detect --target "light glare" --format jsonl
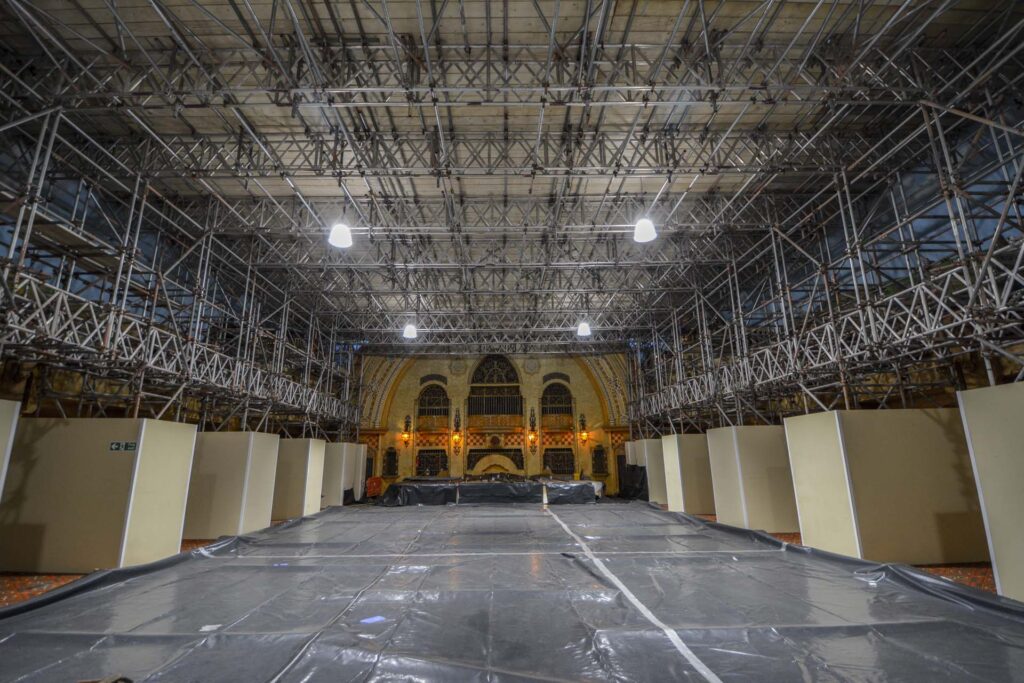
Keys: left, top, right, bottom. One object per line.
{"left": 633, "top": 217, "right": 657, "bottom": 243}
{"left": 328, "top": 223, "right": 353, "bottom": 248}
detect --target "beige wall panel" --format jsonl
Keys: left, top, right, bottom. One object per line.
{"left": 0, "top": 399, "right": 20, "bottom": 498}
{"left": 353, "top": 443, "right": 368, "bottom": 500}
{"left": 624, "top": 441, "right": 637, "bottom": 465}
{"left": 121, "top": 420, "right": 196, "bottom": 567}
{"left": 184, "top": 432, "right": 249, "bottom": 539}
{"left": 661, "top": 434, "right": 715, "bottom": 514}
{"left": 184, "top": 432, "right": 278, "bottom": 538}
{"left": 273, "top": 439, "right": 326, "bottom": 519}
{"left": 640, "top": 438, "right": 666, "bottom": 504}
{"left": 734, "top": 426, "right": 799, "bottom": 533}
{"left": 341, "top": 442, "right": 359, "bottom": 493}
{"left": 0, "top": 418, "right": 141, "bottom": 572}
{"left": 841, "top": 409, "right": 987, "bottom": 565}
{"left": 322, "top": 442, "right": 346, "bottom": 507}
{"left": 784, "top": 412, "right": 860, "bottom": 557}
{"left": 958, "top": 382, "right": 1024, "bottom": 600}
{"left": 707, "top": 428, "right": 745, "bottom": 527}
{"left": 661, "top": 435, "right": 686, "bottom": 512}
{"left": 241, "top": 433, "right": 280, "bottom": 534}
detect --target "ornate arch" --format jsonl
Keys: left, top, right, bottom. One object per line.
{"left": 471, "top": 355, "right": 519, "bottom": 384}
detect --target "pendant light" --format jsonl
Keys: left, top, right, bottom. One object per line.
{"left": 633, "top": 217, "right": 657, "bottom": 243}
{"left": 328, "top": 222, "right": 353, "bottom": 248}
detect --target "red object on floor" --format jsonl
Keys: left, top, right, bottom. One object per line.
{"left": 365, "top": 476, "right": 383, "bottom": 498}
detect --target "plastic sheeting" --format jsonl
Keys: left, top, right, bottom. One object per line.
{"left": 2, "top": 502, "right": 1024, "bottom": 681}
{"left": 379, "top": 479, "right": 599, "bottom": 506}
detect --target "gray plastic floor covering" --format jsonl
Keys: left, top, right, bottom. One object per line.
{"left": 2, "top": 501, "right": 1024, "bottom": 681}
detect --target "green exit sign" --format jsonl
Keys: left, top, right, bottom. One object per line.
{"left": 109, "top": 441, "right": 138, "bottom": 452}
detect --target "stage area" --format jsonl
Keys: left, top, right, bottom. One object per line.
{"left": 2, "top": 502, "right": 1023, "bottom": 681}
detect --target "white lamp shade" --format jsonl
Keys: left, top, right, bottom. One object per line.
{"left": 328, "top": 223, "right": 353, "bottom": 248}
{"left": 576, "top": 321, "right": 592, "bottom": 337}
{"left": 402, "top": 323, "right": 418, "bottom": 339}
{"left": 633, "top": 218, "right": 657, "bottom": 243}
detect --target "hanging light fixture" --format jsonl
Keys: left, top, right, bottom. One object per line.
{"left": 328, "top": 222, "right": 353, "bottom": 248}
{"left": 402, "top": 323, "right": 418, "bottom": 339}
{"left": 576, "top": 321, "right": 592, "bottom": 337}
{"left": 633, "top": 217, "right": 657, "bottom": 243}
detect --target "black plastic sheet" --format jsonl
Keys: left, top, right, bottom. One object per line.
{"left": 2, "top": 502, "right": 1024, "bottom": 681}
{"left": 379, "top": 479, "right": 598, "bottom": 506}
{"left": 542, "top": 479, "right": 598, "bottom": 504}
{"left": 617, "top": 463, "right": 649, "bottom": 500}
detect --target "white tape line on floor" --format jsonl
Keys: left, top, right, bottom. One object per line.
{"left": 545, "top": 507, "right": 723, "bottom": 683}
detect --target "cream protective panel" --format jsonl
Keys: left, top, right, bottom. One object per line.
{"left": 707, "top": 428, "right": 745, "bottom": 527}
{"left": 841, "top": 409, "right": 987, "bottom": 565}
{"left": 640, "top": 439, "right": 666, "bottom": 504}
{"left": 734, "top": 426, "right": 800, "bottom": 533}
{"left": 958, "top": 382, "right": 1024, "bottom": 600}
{"left": 624, "top": 441, "right": 637, "bottom": 465}
{"left": 274, "top": 439, "right": 326, "bottom": 519}
{"left": 121, "top": 420, "right": 197, "bottom": 567}
{"left": 241, "top": 433, "right": 280, "bottom": 534}
{"left": 661, "top": 434, "right": 714, "bottom": 514}
{"left": 341, "top": 442, "right": 359, "bottom": 492}
{"left": 0, "top": 399, "right": 20, "bottom": 497}
{"left": 353, "top": 443, "right": 368, "bottom": 501}
{"left": 322, "top": 442, "right": 346, "bottom": 506}
{"left": 678, "top": 434, "right": 715, "bottom": 515}
{"left": 303, "top": 439, "right": 326, "bottom": 514}
{"left": 661, "top": 435, "right": 687, "bottom": 512}
{"left": 784, "top": 412, "right": 860, "bottom": 557}
{"left": 0, "top": 418, "right": 141, "bottom": 572}
{"left": 183, "top": 432, "right": 250, "bottom": 539}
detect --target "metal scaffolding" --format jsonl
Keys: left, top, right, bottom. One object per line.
{"left": 0, "top": 1, "right": 1021, "bottom": 428}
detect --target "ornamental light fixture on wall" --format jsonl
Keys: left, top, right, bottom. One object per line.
{"left": 578, "top": 413, "right": 589, "bottom": 444}
{"left": 451, "top": 408, "right": 462, "bottom": 456}
{"left": 528, "top": 408, "right": 538, "bottom": 454}
{"left": 401, "top": 414, "right": 412, "bottom": 447}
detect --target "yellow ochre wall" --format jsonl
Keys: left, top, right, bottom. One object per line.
{"left": 358, "top": 354, "right": 629, "bottom": 493}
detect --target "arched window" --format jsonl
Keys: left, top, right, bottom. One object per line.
{"left": 541, "top": 383, "right": 574, "bottom": 429}
{"left": 417, "top": 384, "right": 450, "bottom": 431}
{"left": 541, "top": 383, "right": 573, "bottom": 415}
{"left": 417, "top": 385, "right": 450, "bottom": 417}
{"left": 469, "top": 355, "right": 523, "bottom": 418}
{"left": 471, "top": 355, "right": 519, "bottom": 384}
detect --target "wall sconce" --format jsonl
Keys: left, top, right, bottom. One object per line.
{"left": 578, "top": 413, "right": 589, "bottom": 445}
{"left": 451, "top": 408, "right": 462, "bottom": 456}
{"left": 401, "top": 414, "right": 412, "bottom": 447}
{"left": 528, "top": 408, "right": 538, "bottom": 454}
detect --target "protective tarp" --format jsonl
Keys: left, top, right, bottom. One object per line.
{"left": 380, "top": 479, "right": 599, "bottom": 506}
{"left": 618, "top": 463, "right": 649, "bottom": 500}
{"left": 378, "top": 479, "right": 458, "bottom": 506}
{"left": 455, "top": 480, "right": 543, "bottom": 504}
{"left": 541, "top": 479, "right": 599, "bottom": 504}
{"left": 2, "top": 502, "right": 1024, "bottom": 681}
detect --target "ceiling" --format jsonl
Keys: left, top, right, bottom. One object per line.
{"left": 1, "top": 0, "right": 1021, "bottom": 354}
